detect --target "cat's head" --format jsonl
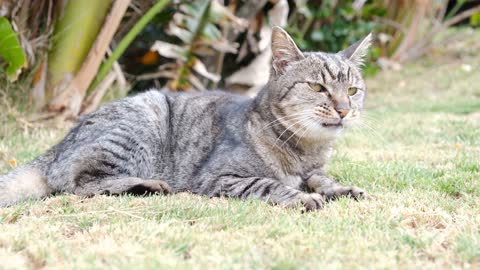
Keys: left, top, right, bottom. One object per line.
{"left": 268, "top": 26, "right": 371, "bottom": 140}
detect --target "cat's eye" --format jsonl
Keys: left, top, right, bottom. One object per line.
{"left": 348, "top": 87, "right": 358, "bottom": 96}
{"left": 308, "top": 83, "right": 327, "bottom": 93}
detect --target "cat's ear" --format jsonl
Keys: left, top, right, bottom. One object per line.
{"left": 271, "top": 26, "right": 305, "bottom": 75}
{"left": 339, "top": 33, "right": 373, "bottom": 66}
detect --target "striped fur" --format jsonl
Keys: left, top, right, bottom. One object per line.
{"left": 0, "top": 28, "right": 370, "bottom": 210}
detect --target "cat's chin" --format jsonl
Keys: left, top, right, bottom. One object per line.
{"left": 302, "top": 122, "right": 344, "bottom": 141}
{"left": 320, "top": 125, "right": 344, "bottom": 138}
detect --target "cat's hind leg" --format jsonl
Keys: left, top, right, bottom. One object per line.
{"left": 46, "top": 140, "right": 170, "bottom": 197}
{"left": 74, "top": 177, "right": 172, "bottom": 197}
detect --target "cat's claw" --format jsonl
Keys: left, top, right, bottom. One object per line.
{"left": 127, "top": 180, "right": 172, "bottom": 195}
{"left": 316, "top": 185, "right": 367, "bottom": 201}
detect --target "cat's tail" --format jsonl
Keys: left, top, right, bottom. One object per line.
{"left": 0, "top": 156, "right": 52, "bottom": 207}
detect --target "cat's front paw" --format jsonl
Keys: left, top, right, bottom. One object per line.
{"left": 128, "top": 180, "right": 172, "bottom": 195}
{"left": 315, "top": 185, "right": 366, "bottom": 201}
{"left": 298, "top": 193, "right": 326, "bottom": 211}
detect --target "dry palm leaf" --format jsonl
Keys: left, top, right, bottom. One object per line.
{"left": 149, "top": 0, "right": 246, "bottom": 91}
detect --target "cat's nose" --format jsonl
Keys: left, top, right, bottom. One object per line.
{"left": 336, "top": 109, "right": 349, "bottom": 118}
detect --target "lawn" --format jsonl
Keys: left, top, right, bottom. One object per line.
{"left": 1, "top": 31, "right": 479, "bottom": 269}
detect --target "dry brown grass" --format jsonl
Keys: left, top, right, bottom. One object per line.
{"left": 0, "top": 28, "right": 479, "bottom": 270}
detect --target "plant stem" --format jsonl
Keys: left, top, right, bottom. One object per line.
{"left": 90, "top": 0, "right": 171, "bottom": 90}
{"left": 171, "top": 0, "right": 211, "bottom": 90}
{"left": 47, "top": 0, "right": 111, "bottom": 96}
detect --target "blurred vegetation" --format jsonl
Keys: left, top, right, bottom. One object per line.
{"left": 0, "top": 0, "right": 479, "bottom": 121}
{"left": 0, "top": 17, "right": 27, "bottom": 81}
{"left": 286, "top": 0, "right": 382, "bottom": 76}
{"left": 287, "top": 1, "right": 379, "bottom": 52}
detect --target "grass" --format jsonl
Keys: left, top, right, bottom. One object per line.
{"left": 1, "top": 30, "right": 480, "bottom": 269}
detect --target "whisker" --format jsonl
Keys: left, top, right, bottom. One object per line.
{"left": 295, "top": 119, "right": 317, "bottom": 147}
{"left": 359, "top": 120, "right": 384, "bottom": 137}
{"left": 259, "top": 111, "right": 314, "bottom": 132}
{"left": 353, "top": 121, "right": 388, "bottom": 145}
{"left": 360, "top": 113, "right": 383, "bottom": 125}
{"left": 273, "top": 115, "right": 312, "bottom": 146}
{"left": 280, "top": 117, "right": 314, "bottom": 148}
{"left": 349, "top": 124, "right": 374, "bottom": 141}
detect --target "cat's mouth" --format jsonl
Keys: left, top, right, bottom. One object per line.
{"left": 322, "top": 123, "right": 343, "bottom": 128}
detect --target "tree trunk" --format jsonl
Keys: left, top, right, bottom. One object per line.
{"left": 47, "top": 0, "right": 131, "bottom": 119}
{"left": 46, "top": 0, "right": 112, "bottom": 112}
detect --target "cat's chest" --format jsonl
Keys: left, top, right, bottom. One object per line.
{"left": 277, "top": 161, "right": 321, "bottom": 189}
{"left": 275, "top": 147, "right": 333, "bottom": 188}
{"left": 278, "top": 175, "right": 304, "bottom": 189}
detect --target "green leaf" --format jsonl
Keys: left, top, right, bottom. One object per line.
{"left": 202, "top": 24, "right": 222, "bottom": 41}
{"left": 0, "top": 17, "right": 27, "bottom": 81}
{"left": 91, "top": 0, "right": 171, "bottom": 90}
{"left": 470, "top": 13, "right": 480, "bottom": 27}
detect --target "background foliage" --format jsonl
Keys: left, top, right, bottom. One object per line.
{"left": 0, "top": 2, "right": 479, "bottom": 268}
{"left": 0, "top": 0, "right": 479, "bottom": 120}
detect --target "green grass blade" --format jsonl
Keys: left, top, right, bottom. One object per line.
{"left": 90, "top": 0, "right": 172, "bottom": 91}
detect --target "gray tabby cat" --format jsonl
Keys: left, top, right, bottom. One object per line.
{"left": 0, "top": 27, "right": 371, "bottom": 210}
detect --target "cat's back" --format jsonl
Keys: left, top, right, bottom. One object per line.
{"left": 71, "top": 89, "right": 250, "bottom": 146}
{"left": 162, "top": 90, "right": 251, "bottom": 134}
{"left": 81, "top": 89, "right": 249, "bottom": 126}
{"left": 165, "top": 90, "right": 250, "bottom": 117}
